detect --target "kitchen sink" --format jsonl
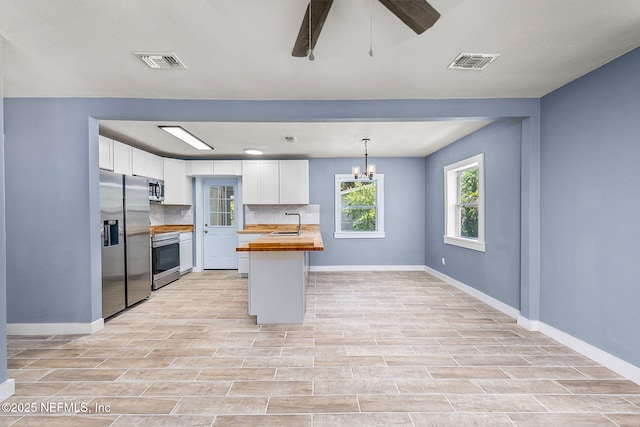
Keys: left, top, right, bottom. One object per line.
{"left": 271, "top": 231, "right": 300, "bottom": 236}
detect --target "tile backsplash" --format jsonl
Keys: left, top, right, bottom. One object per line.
{"left": 244, "top": 204, "right": 320, "bottom": 225}
{"left": 150, "top": 203, "right": 194, "bottom": 226}
{"left": 150, "top": 203, "right": 318, "bottom": 227}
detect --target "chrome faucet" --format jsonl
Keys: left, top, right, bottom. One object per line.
{"left": 285, "top": 212, "right": 301, "bottom": 235}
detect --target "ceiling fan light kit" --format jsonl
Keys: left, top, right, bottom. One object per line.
{"left": 292, "top": 0, "right": 440, "bottom": 59}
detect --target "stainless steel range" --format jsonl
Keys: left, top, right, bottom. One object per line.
{"left": 151, "top": 231, "right": 180, "bottom": 290}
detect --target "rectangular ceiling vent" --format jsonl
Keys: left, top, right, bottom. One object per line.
{"left": 135, "top": 53, "right": 186, "bottom": 69}
{"left": 448, "top": 53, "right": 499, "bottom": 70}
{"left": 283, "top": 136, "right": 297, "bottom": 143}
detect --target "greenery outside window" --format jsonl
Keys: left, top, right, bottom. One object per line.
{"left": 334, "top": 174, "right": 384, "bottom": 239}
{"left": 444, "top": 154, "right": 485, "bottom": 251}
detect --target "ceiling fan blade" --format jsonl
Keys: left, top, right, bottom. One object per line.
{"left": 378, "top": 0, "right": 440, "bottom": 34}
{"left": 292, "top": 0, "right": 334, "bottom": 57}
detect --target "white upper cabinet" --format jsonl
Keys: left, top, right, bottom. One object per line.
{"left": 280, "top": 160, "right": 309, "bottom": 204}
{"left": 187, "top": 160, "right": 214, "bottom": 176}
{"left": 112, "top": 140, "right": 132, "bottom": 176}
{"left": 98, "top": 136, "right": 114, "bottom": 171}
{"left": 131, "top": 147, "right": 164, "bottom": 180}
{"left": 242, "top": 160, "right": 279, "bottom": 204}
{"left": 242, "top": 160, "right": 308, "bottom": 205}
{"left": 163, "top": 158, "right": 192, "bottom": 205}
{"left": 187, "top": 160, "right": 242, "bottom": 176}
{"left": 131, "top": 147, "right": 147, "bottom": 177}
{"left": 213, "top": 160, "right": 242, "bottom": 176}
{"left": 146, "top": 153, "right": 164, "bottom": 180}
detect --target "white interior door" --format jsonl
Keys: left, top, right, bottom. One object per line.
{"left": 203, "top": 180, "right": 238, "bottom": 269}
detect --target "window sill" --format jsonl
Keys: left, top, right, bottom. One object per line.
{"left": 444, "top": 235, "right": 486, "bottom": 252}
{"left": 334, "top": 232, "right": 385, "bottom": 239}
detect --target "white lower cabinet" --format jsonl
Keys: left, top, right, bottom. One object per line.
{"left": 179, "top": 232, "right": 193, "bottom": 275}
{"left": 237, "top": 233, "right": 264, "bottom": 278}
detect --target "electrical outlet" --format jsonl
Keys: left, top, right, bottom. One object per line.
{"left": 441, "top": 258, "right": 446, "bottom": 265}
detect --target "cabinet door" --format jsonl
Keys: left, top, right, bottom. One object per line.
{"left": 163, "top": 158, "right": 192, "bottom": 205}
{"left": 131, "top": 147, "right": 147, "bottom": 177}
{"left": 260, "top": 160, "right": 280, "bottom": 204}
{"left": 112, "top": 141, "right": 132, "bottom": 175}
{"left": 213, "top": 160, "right": 242, "bottom": 176}
{"left": 147, "top": 153, "right": 164, "bottom": 180}
{"left": 241, "top": 161, "right": 262, "bottom": 204}
{"left": 98, "top": 136, "right": 113, "bottom": 171}
{"left": 179, "top": 233, "right": 193, "bottom": 274}
{"left": 188, "top": 160, "right": 214, "bottom": 176}
{"left": 279, "top": 160, "right": 309, "bottom": 204}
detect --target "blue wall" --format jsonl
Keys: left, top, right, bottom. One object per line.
{"left": 309, "top": 157, "right": 426, "bottom": 266}
{"left": 540, "top": 47, "right": 640, "bottom": 366}
{"left": 0, "top": 46, "right": 7, "bottom": 382}
{"left": 424, "top": 120, "right": 522, "bottom": 309}
{"left": 4, "top": 101, "right": 102, "bottom": 323}
{"left": 2, "top": 97, "right": 539, "bottom": 327}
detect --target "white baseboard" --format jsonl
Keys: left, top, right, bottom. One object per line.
{"left": 310, "top": 265, "right": 426, "bottom": 272}
{"left": 424, "top": 266, "right": 520, "bottom": 319}
{"left": 0, "top": 379, "right": 15, "bottom": 402}
{"left": 523, "top": 318, "right": 640, "bottom": 385}
{"left": 422, "top": 266, "right": 640, "bottom": 386}
{"left": 7, "top": 318, "right": 104, "bottom": 336}
{"left": 517, "top": 315, "right": 541, "bottom": 331}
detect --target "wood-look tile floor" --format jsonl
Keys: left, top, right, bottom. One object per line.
{"left": 3, "top": 270, "right": 640, "bottom": 426}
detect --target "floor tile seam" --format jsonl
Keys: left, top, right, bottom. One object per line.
{"left": 621, "top": 396, "right": 640, "bottom": 410}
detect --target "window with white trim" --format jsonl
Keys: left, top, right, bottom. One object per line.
{"left": 334, "top": 174, "right": 384, "bottom": 239}
{"left": 444, "top": 154, "right": 485, "bottom": 251}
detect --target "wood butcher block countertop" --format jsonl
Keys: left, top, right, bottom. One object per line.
{"left": 236, "top": 224, "right": 324, "bottom": 252}
{"left": 150, "top": 224, "right": 194, "bottom": 237}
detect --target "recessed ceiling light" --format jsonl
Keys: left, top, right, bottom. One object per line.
{"left": 244, "top": 149, "right": 263, "bottom": 155}
{"left": 159, "top": 126, "right": 213, "bottom": 150}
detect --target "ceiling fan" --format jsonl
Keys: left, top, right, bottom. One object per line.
{"left": 292, "top": 0, "right": 441, "bottom": 58}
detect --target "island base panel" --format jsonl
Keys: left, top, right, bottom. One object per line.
{"left": 249, "top": 251, "right": 306, "bottom": 324}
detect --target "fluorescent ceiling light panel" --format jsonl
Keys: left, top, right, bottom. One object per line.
{"left": 159, "top": 126, "right": 213, "bottom": 150}
{"left": 244, "top": 149, "right": 263, "bottom": 155}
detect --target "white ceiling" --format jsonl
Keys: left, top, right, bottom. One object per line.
{"left": 2, "top": 0, "right": 640, "bottom": 158}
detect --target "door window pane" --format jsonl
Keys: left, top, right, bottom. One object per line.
{"left": 209, "top": 186, "right": 235, "bottom": 226}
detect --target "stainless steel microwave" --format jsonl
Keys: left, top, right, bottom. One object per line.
{"left": 148, "top": 178, "right": 164, "bottom": 202}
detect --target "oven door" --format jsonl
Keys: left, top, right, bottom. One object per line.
{"left": 152, "top": 241, "right": 180, "bottom": 289}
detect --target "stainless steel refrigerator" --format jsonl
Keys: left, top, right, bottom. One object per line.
{"left": 100, "top": 170, "right": 151, "bottom": 318}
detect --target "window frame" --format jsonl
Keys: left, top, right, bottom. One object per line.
{"left": 334, "top": 174, "right": 385, "bottom": 239}
{"left": 443, "top": 154, "right": 485, "bottom": 252}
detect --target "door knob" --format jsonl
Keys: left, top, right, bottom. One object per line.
{"left": 204, "top": 230, "right": 208, "bottom": 233}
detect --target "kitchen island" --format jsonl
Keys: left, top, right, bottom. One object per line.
{"left": 236, "top": 225, "right": 323, "bottom": 324}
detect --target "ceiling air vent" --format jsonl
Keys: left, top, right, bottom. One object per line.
{"left": 135, "top": 53, "right": 187, "bottom": 69}
{"left": 448, "top": 53, "right": 499, "bottom": 70}
{"left": 283, "top": 136, "right": 297, "bottom": 143}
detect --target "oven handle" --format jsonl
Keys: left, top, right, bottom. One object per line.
{"left": 152, "top": 239, "right": 180, "bottom": 248}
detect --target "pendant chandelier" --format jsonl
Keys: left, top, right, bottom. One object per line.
{"left": 352, "top": 138, "right": 376, "bottom": 180}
